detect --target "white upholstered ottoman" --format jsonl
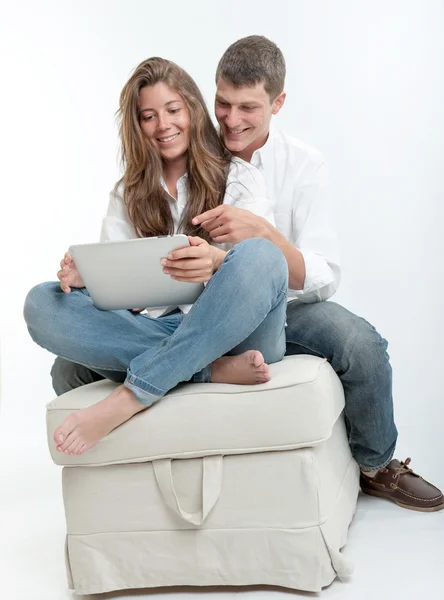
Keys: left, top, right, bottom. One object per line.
{"left": 46, "top": 355, "right": 359, "bottom": 595}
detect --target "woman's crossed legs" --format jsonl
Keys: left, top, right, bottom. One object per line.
{"left": 24, "top": 239, "right": 288, "bottom": 455}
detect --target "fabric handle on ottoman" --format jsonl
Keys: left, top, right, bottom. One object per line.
{"left": 153, "top": 455, "right": 223, "bottom": 525}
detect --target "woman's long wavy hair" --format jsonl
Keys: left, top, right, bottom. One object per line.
{"left": 117, "top": 57, "right": 230, "bottom": 241}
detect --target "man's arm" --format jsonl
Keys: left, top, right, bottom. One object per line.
{"left": 192, "top": 206, "right": 306, "bottom": 289}
{"left": 264, "top": 224, "right": 306, "bottom": 290}
{"left": 288, "top": 162, "right": 340, "bottom": 302}
{"left": 193, "top": 162, "right": 340, "bottom": 302}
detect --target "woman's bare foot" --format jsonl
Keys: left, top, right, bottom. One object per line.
{"left": 54, "top": 352, "right": 269, "bottom": 455}
{"left": 53, "top": 385, "right": 146, "bottom": 456}
{"left": 211, "top": 350, "right": 270, "bottom": 385}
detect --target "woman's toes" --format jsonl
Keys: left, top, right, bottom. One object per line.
{"left": 60, "top": 431, "right": 77, "bottom": 453}
{"left": 54, "top": 427, "right": 65, "bottom": 446}
{"left": 251, "top": 351, "right": 265, "bottom": 368}
{"left": 54, "top": 423, "right": 73, "bottom": 447}
{"left": 75, "top": 444, "right": 87, "bottom": 456}
{"left": 68, "top": 439, "right": 83, "bottom": 455}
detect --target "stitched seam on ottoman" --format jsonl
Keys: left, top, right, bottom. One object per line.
{"left": 67, "top": 524, "right": 333, "bottom": 535}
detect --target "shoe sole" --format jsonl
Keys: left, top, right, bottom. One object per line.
{"left": 361, "top": 487, "right": 444, "bottom": 512}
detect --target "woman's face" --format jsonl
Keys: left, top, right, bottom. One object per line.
{"left": 139, "top": 83, "right": 191, "bottom": 164}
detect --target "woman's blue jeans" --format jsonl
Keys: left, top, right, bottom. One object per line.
{"left": 24, "top": 239, "right": 288, "bottom": 406}
{"left": 47, "top": 297, "right": 398, "bottom": 471}
{"left": 25, "top": 238, "right": 398, "bottom": 471}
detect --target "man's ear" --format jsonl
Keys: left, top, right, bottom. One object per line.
{"left": 272, "top": 91, "right": 286, "bottom": 115}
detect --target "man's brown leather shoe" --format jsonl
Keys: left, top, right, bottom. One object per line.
{"left": 360, "top": 457, "right": 444, "bottom": 512}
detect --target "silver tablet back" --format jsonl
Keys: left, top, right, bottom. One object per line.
{"left": 69, "top": 235, "right": 204, "bottom": 311}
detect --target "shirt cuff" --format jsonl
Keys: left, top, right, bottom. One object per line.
{"left": 289, "top": 249, "right": 340, "bottom": 303}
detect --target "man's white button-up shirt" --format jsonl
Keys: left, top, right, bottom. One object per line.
{"left": 250, "top": 126, "right": 340, "bottom": 303}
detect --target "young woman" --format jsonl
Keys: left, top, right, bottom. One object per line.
{"left": 24, "top": 57, "right": 288, "bottom": 457}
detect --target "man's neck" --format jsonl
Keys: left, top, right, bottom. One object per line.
{"left": 232, "top": 131, "right": 270, "bottom": 163}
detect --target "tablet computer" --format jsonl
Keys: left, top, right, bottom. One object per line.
{"left": 69, "top": 234, "right": 204, "bottom": 311}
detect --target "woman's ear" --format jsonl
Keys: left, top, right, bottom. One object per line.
{"left": 272, "top": 91, "right": 286, "bottom": 115}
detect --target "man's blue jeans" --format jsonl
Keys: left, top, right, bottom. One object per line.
{"left": 24, "top": 239, "right": 288, "bottom": 406}
{"left": 284, "top": 300, "right": 398, "bottom": 471}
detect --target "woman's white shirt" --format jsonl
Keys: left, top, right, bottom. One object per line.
{"left": 100, "top": 157, "right": 275, "bottom": 318}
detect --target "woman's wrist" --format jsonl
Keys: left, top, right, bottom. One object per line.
{"left": 211, "top": 247, "right": 227, "bottom": 272}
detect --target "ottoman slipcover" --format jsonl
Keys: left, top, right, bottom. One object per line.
{"left": 46, "top": 355, "right": 360, "bottom": 595}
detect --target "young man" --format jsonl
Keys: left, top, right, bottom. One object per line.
{"left": 51, "top": 36, "right": 443, "bottom": 510}
{"left": 191, "top": 35, "right": 443, "bottom": 511}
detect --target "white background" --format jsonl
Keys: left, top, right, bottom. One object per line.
{"left": 0, "top": 1, "right": 443, "bottom": 599}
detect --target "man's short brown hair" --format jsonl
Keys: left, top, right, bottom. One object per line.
{"left": 216, "top": 35, "right": 286, "bottom": 101}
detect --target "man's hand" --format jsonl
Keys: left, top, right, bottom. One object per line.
{"left": 160, "top": 236, "right": 226, "bottom": 283}
{"left": 57, "top": 252, "right": 85, "bottom": 293}
{"left": 192, "top": 205, "right": 270, "bottom": 244}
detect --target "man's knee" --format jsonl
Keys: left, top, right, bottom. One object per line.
{"left": 324, "top": 303, "right": 389, "bottom": 364}
{"left": 50, "top": 357, "right": 103, "bottom": 396}
{"left": 286, "top": 300, "right": 389, "bottom": 367}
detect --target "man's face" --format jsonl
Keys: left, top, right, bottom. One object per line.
{"left": 215, "top": 78, "right": 285, "bottom": 162}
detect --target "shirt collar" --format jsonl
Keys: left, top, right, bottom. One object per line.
{"left": 160, "top": 172, "right": 188, "bottom": 200}
{"left": 250, "top": 124, "right": 276, "bottom": 172}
